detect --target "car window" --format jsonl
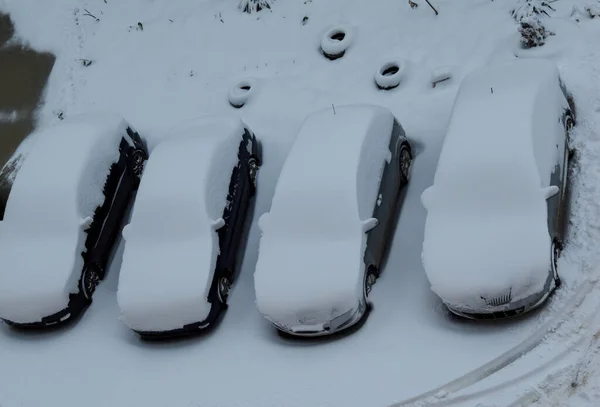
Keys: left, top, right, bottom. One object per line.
{"left": 356, "top": 121, "right": 394, "bottom": 220}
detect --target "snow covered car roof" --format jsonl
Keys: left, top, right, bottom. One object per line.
{"left": 0, "top": 112, "right": 131, "bottom": 323}
{"left": 254, "top": 104, "right": 394, "bottom": 327}
{"left": 421, "top": 59, "right": 568, "bottom": 311}
{"left": 117, "top": 115, "right": 244, "bottom": 332}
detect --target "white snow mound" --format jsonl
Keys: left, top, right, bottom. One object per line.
{"left": 254, "top": 104, "right": 394, "bottom": 328}
{"left": 0, "top": 112, "right": 128, "bottom": 323}
{"left": 117, "top": 115, "right": 244, "bottom": 332}
{"left": 421, "top": 59, "right": 568, "bottom": 310}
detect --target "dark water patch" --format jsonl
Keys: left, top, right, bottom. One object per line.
{"left": 0, "top": 13, "right": 55, "bottom": 219}
{"left": 0, "top": 13, "right": 14, "bottom": 47}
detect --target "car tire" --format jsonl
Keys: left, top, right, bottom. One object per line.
{"left": 217, "top": 276, "right": 232, "bottom": 305}
{"left": 321, "top": 26, "right": 352, "bottom": 60}
{"left": 398, "top": 144, "right": 413, "bottom": 183}
{"left": 130, "top": 149, "right": 147, "bottom": 188}
{"left": 248, "top": 158, "right": 259, "bottom": 189}
{"left": 551, "top": 238, "right": 562, "bottom": 288}
{"left": 80, "top": 265, "right": 101, "bottom": 301}
{"left": 375, "top": 60, "right": 406, "bottom": 90}
{"left": 364, "top": 266, "right": 378, "bottom": 298}
{"left": 566, "top": 115, "right": 575, "bottom": 132}
{"left": 228, "top": 78, "right": 257, "bottom": 108}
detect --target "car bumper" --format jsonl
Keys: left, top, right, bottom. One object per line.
{"left": 445, "top": 272, "right": 558, "bottom": 320}
{"left": 269, "top": 299, "right": 369, "bottom": 338}
{"left": 133, "top": 301, "right": 224, "bottom": 341}
{"left": 2, "top": 293, "right": 89, "bottom": 329}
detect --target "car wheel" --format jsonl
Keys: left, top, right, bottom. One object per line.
{"left": 248, "top": 158, "right": 259, "bottom": 189}
{"left": 364, "top": 266, "right": 378, "bottom": 298}
{"left": 80, "top": 265, "right": 101, "bottom": 301}
{"left": 566, "top": 116, "right": 575, "bottom": 132}
{"left": 218, "top": 276, "right": 232, "bottom": 305}
{"left": 551, "top": 239, "right": 562, "bottom": 288}
{"left": 399, "top": 144, "right": 413, "bottom": 183}
{"left": 130, "top": 149, "right": 147, "bottom": 185}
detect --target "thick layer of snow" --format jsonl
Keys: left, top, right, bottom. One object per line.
{"left": 254, "top": 104, "right": 393, "bottom": 327}
{"left": 1, "top": 0, "right": 600, "bottom": 406}
{"left": 117, "top": 116, "right": 243, "bottom": 332}
{"left": 421, "top": 59, "right": 566, "bottom": 310}
{"left": 0, "top": 112, "right": 128, "bottom": 323}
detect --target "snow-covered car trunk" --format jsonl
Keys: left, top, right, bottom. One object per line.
{"left": 117, "top": 116, "right": 245, "bottom": 333}
{"left": 0, "top": 113, "right": 129, "bottom": 324}
{"left": 421, "top": 59, "right": 569, "bottom": 316}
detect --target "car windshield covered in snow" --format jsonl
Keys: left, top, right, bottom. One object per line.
{"left": 267, "top": 181, "right": 360, "bottom": 238}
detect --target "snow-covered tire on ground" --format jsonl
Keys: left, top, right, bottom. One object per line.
{"left": 375, "top": 60, "right": 406, "bottom": 90}
{"left": 228, "top": 78, "right": 256, "bottom": 108}
{"left": 398, "top": 143, "right": 412, "bottom": 183}
{"left": 80, "top": 265, "right": 101, "bottom": 301}
{"left": 218, "top": 276, "right": 232, "bottom": 305}
{"left": 364, "top": 266, "right": 378, "bottom": 298}
{"left": 552, "top": 238, "right": 562, "bottom": 288}
{"left": 320, "top": 26, "right": 352, "bottom": 60}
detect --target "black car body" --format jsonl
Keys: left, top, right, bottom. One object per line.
{"left": 0, "top": 113, "right": 147, "bottom": 328}
{"left": 254, "top": 105, "right": 412, "bottom": 337}
{"left": 421, "top": 59, "right": 575, "bottom": 319}
{"left": 117, "top": 116, "right": 260, "bottom": 340}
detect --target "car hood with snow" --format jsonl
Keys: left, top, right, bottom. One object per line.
{"left": 0, "top": 113, "right": 130, "bottom": 323}
{"left": 117, "top": 115, "right": 243, "bottom": 332}
{"left": 254, "top": 104, "right": 394, "bottom": 328}
{"left": 421, "top": 59, "right": 567, "bottom": 311}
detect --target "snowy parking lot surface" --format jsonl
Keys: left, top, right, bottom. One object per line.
{"left": 2, "top": 0, "right": 600, "bottom": 406}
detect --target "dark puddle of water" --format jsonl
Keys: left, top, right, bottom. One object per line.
{"left": 0, "top": 13, "right": 55, "bottom": 218}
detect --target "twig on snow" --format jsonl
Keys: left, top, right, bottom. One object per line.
{"left": 83, "top": 9, "right": 99, "bottom": 21}
{"left": 424, "top": 0, "right": 439, "bottom": 15}
{"left": 408, "top": 0, "right": 439, "bottom": 15}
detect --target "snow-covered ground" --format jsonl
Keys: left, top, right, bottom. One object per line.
{"left": 2, "top": 0, "right": 600, "bottom": 406}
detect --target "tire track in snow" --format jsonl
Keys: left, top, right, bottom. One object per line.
{"left": 507, "top": 310, "right": 600, "bottom": 407}
{"left": 386, "top": 280, "right": 596, "bottom": 407}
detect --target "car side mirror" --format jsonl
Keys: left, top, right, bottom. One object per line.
{"left": 80, "top": 216, "right": 93, "bottom": 231}
{"left": 543, "top": 185, "right": 559, "bottom": 200}
{"left": 362, "top": 218, "right": 379, "bottom": 233}
{"left": 212, "top": 218, "right": 226, "bottom": 230}
{"left": 122, "top": 224, "right": 131, "bottom": 241}
{"left": 257, "top": 213, "right": 269, "bottom": 232}
{"left": 421, "top": 186, "right": 434, "bottom": 211}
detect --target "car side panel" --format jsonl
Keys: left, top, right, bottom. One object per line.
{"left": 82, "top": 138, "right": 131, "bottom": 273}
{"left": 556, "top": 111, "right": 572, "bottom": 242}
{"left": 546, "top": 113, "right": 569, "bottom": 242}
{"left": 210, "top": 132, "right": 255, "bottom": 301}
{"left": 364, "top": 120, "right": 404, "bottom": 270}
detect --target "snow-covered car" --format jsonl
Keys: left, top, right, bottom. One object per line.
{"left": 421, "top": 59, "right": 576, "bottom": 320}
{"left": 254, "top": 104, "right": 412, "bottom": 337}
{"left": 117, "top": 115, "right": 261, "bottom": 339}
{"left": 0, "top": 112, "right": 148, "bottom": 328}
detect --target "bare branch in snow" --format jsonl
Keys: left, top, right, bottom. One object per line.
{"left": 83, "top": 9, "right": 99, "bottom": 21}
{"left": 239, "top": 0, "right": 274, "bottom": 14}
{"left": 408, "top": 0, "right": 439, "bottom": 15}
